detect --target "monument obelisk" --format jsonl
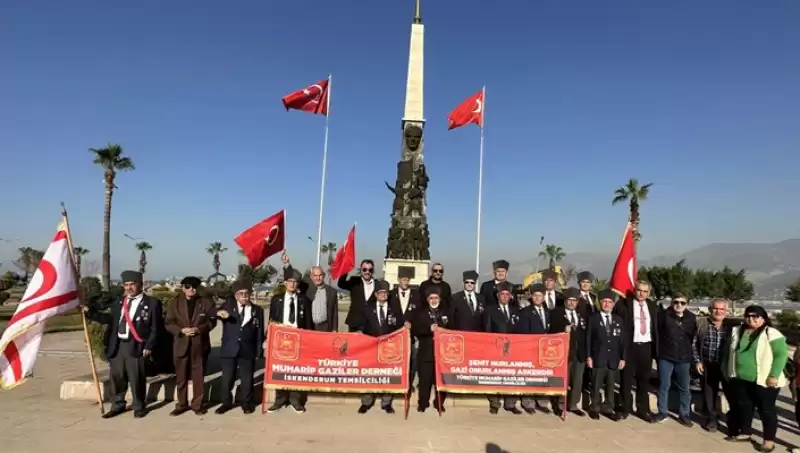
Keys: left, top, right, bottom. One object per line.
{"left": 383, "top": 0, "right": 430, "bottom": 286}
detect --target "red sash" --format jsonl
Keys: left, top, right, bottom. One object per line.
{"left": 122, "top": 298, "right": 144, "bottom": 343}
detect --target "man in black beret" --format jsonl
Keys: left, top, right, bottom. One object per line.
{"left": 586, "top": 289, "right": 626, "bottom": 421}
{"left": 165, "top": 276, "right": 217, "bottom": 416}
{"left": 479, "top": 260, "right": 514, "bottom": 307}
{"left": 411, "top": 286, "right": 454, "bottom": 412}
{"left": 541, "top": 269, "right": 564, "bottom": 310}
{"left": 577, "top": 271, "right": 597, "bottom": 316}
{"left": 548, "top": 287, "right": 589, "bottom": 417}
{"left": 266, "top": 267, "right": 313, "bottom": 413}
{"left": 388, "top": 266, "right": 422, "bottom": 393}
{"left": 452, "top": 270, "right": 486, "bottom": 332}
{"left": 214, "top": 279, "right": 265, "bottom": 414}
{"left": 82, "top": 270, "right": 163, "bottom": 419}
{"left": 483, "top": 282, "right": 527, "bottom": 414}
{"left": 357, "top": 280, "right": 403, "bottom": 414}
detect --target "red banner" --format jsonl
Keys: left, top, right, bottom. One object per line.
{"left": 434, "top": 329, "right": 569, "bottom": 395}
{"left": 264, "top": 323, "right": 411, "bottom": 393}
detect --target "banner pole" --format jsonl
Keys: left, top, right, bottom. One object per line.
{"left": 61, "top": 202, "right": 104, "bottom": 415}
{"left": 475, "top": 86, "right": 486, "bottom": 273}
{"left": 315, "top": 74, "right": 332, "bottom": 267}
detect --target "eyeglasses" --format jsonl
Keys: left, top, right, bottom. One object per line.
{"left": 432, "top": 269, "right": 443, "bottom": 274}
{"left": 182, "top": 284, "right": 197, "bottom": 290}
{"left": 464, "top": 281, "right": 475, "bottom": 285}
{"left": 745, "top": 314, "right": 761, "bottom": 319}
{"left": 673, "top": 301, "right": 687, "bottom": 306}
{"left": 361, "top": 268, "right": 373, "bottom": 273}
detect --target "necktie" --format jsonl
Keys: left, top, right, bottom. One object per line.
{"left": 548, "top": 292, "right": 554, "bottom": 308}
{"left": 604, "top": 314, "right": 611, "bottom": 333}
{"left": 502, "top": 305, "right": 509, "bottom": 320}
{"left": 538, "top": 307, "right": 546, "bottom": 328}
{"left": 379, "top": 304, "right": 387, "bottom": 326}
{"left": 638, "top": 302, "right": 647, "bottom": 335}
{"left": 238, "top": 305, "right": 245, "bottom": 326}
{"left": 569, "top": 310, "right": 577, "bottom": 327}
{"left": 401, "top": 290, "right": 407, "bottom": 298}
{"left": 467, "top": 293, "right": 475, "bottom": 312}
{"left": 289, "top": 296, "right": 296, "bottom": 324}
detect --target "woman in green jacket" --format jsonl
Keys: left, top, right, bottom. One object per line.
{"left": 721, "top": 305, "right": 788, "bottom": 452}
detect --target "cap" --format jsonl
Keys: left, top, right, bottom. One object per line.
{"left": 120, "top": 270, "right": 143, "bottom": 284}
{"left": 462, "top": 270, "right": 479, "bottom": 282}
{"left": 577, "top": 271, "right": 595, "bottom": 282}
{"left": 492, "top": 260, "right": 510, "bottom": 271}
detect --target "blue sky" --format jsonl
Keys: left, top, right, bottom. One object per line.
{"left": 1, "top": 0, "right": 798, "bottom": 280}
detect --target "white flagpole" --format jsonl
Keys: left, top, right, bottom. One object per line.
{"left": 315, "top": 74, "right": 332, "bottom": 267}
{"left": 475, "top": 86, "right": 486, "bottom": 273}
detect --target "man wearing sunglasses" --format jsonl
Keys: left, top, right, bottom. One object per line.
{"left": 419, "top": 263, "right": 452, "bottom": 308}
{"left": 339, "top": 259, "right": 377, "bottom": 332}
{"left": 654, "top": 292, "right": 697, "bottom": 426}
{"left": 165, "top": 276, "right": 217, "bottom": 416}
{"left": 452, "top": 270, "right": 486, "bottom": 332}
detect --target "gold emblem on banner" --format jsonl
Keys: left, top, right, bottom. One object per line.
{"left": 272, "top": 330, "right": 300, "bottom": 361}
{"left": 538, "top": 337, "right": 565, "bottom": 368}
{"left": 438, "top": 333, "right": 465, "bottom": 365}
{"left": 377, "top": 335, "right": 403, "bottom": 364}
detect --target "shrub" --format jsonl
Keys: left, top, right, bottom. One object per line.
{"left": 776, "top": 310, "right": 800, "bottom": 328}
{"left": 0, "top": 292, "right": 9, "bottom": 305}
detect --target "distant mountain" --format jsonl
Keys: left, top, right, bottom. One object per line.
{"left": 508, "top": 239, "right": 800, "bottom": 298}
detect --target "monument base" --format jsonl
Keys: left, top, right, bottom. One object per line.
{"left": 383, "top": 258, "right": 430, "bottom": 288}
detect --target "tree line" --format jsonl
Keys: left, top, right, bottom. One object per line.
{"left": 637, "top": 260, "right": 754, "bottom": 305}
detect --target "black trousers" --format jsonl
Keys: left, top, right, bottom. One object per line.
{"left": 698, "top": 361, "right": 729, "bottom": 425}
{"left": 553, "top": 360, "right": 586, "bottom": 410}
{"left": 409, "top": 341, "right": 418, "bottom": 392}
{"left": 590, "top": 367, "right": 618, "bottom": 413}
{"left": 109, "top": 340, "right": 147, "bottom": 412}
{"left": 620, "top": 342, "right": 653, "bottom": 415}
{"left": 417, "top": 360, "right": 445, "bottom": 408}
{"left": 728, "top": 378, "right": 780, "bottom": 442}
{"left": 220, "top": 357, "right": 255, "bottom": 407}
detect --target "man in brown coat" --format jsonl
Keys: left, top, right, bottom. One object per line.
{"left": 165, "top": 276, "right": 217, "bottom": 415}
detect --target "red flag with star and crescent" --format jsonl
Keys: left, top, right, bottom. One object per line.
{"left": 609, "top": 222, "right": 637, "bottom": 298}
{"left": 281, "top": 79, "right": 329, "bottom": 116}
{"left": 329, "top": 225, "right": 356, "bottom": 281}
{"left": 235, "top": 210, "right": 286, "bottom": 268}
{"left": 0, "top": 217, "right": 80, "bottom": 389}
{"left": 447, "top": 90, "right": 484, "bottom": 130}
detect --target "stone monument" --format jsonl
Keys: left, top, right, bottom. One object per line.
{"left": 383, "top": 0, "right": 431, "bottom": 287}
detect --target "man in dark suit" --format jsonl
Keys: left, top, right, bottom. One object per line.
{"left": 282, "top": 252, "right": 339, "bottom": 332}
{"left": 613, "top": 279, "right": 659, "bottom": 422}
{"left": 419, "top": 263, "right": 453, "bottom": 308}
{"left": 452, "top": 270, "right": 486, "bottom": 332}
{"left": 577, "top": 271, "right": 598, "bottom": 316}
{"left": 411, "top": 286, "right": 454, "bottom": 413}
{"left": 586, "top": 289, "right": 627, "bottom": 421}
{"left": 266, "top": 267, "right": 314, "bottom": 413}
{"left": 541, "top": 269, "right": 564, "bottom": 310}
{"left": 483, "top": 282, "right": 526, "bottom": 414}
{"left": 164, "top": 276, "right": 217, "bottom": 416}
{"left": 388, "top": 267, "right": 421, "bottom": 392}
{"left": 479, "top": 259, "right": 513, "bottom": 306}
{"left": 518, "top": 283, "right": 550, "bottom": 414}
{"left": 549, "top": 287, "right": 588, "bottom": 416}
{"left": 339, "top": 259, "right": 377, "bottom": 332}
{"left": 357, "top": 280, "right": 402, "bottom": 414}
{"left": 83, "top": 270, "right": 163, "bottom": 419}
{"left": 214, "top": 279, "right": 264, "bottom": 414}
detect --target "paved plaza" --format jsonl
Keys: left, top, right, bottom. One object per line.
{"left": 0, "top": 331, "right": 799, "bottom": 452}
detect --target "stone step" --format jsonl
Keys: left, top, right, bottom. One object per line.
{"left": 60, "top": 372, "right": 728, "bottom": 414}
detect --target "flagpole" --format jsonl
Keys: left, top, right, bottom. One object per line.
{"left": 534, "top": 236, "right": 545, "bottom": 272}
{"left": 315, "top": 74, "right": 332, "bottom": 267}
{"left": 475, "top": 86, "right": 486, "bottom": 273}
{"left": 60, "top": 202, "right": 104, "bottom": 415}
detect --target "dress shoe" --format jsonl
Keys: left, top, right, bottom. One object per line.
{"left": 357, "top": 405, "right": 370, "bottom": 414}
{"left": 677, "top": 417, "right": 693, "bottom": 428}
{"left": 605, "top": 412, "right": 621, "bottom": 422}
{"left": 569, "top": 409, "right": 585, "bottom": 417}
{"left": 215, "top": 404, "right": 233, "bottom": 415}
{"left": 535, "top": 403, "right": 551, "bottom": 414}
{"left": 589, "top": 411, "right": 600, "bottom": 420}
{"left": 417, "top": 406, "right": 427, "bottom": 413}
{"left": 101, "top": 407, "right": 125, "bottom": 419}
{"left": 617, "top": 412, "right": 629, "bottom": 420}
{"left": 266, "top": 403, "right": 283, "bottom": 413}
{"left": 553, "top": 408, "right": 563, "bottom": 417}
{"left": 170, "top": 407, "right": 189, "bottom": 417}
{"left": 242, "top": 405, "right": 255, "bottom": 415}
{"left": 489, "top": 407, "right": 499, "bottom": 415}
{"left": 133, "top": 410, "right": 147, "bottom": 419}
{"left": 291, "top": 404, "right": 306, "bottom": 414}
{"left": 724, "top": 435, "right": 751, "bottom": 443}
{"left": 651, "top": 414, "right": 667, "bottom": 424}
{"left": 383, "top": 406, "right": 395, "bottom": 414}
{"left": 193, "top": 408, "right": 207, "bottom": 416}
{"left": 505, "top": 407, "right": 522, "bottom": 415}
{"left": 637, "top": 411, "right": 654, "bottom": 423}
{"left": 705, "top": 422, "right": 718, "bottom": 433}
{"left": 523, "top": 406, "right": 535, "bottom": 415}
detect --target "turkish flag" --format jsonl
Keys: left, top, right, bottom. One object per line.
{"left": 609, "top": 223, "right": 637, "bottom": 298}
{"left": 329, "top": 225, "right": 356, "bottom": 281}
{"left": 235, "top": 210, "right": 285, "bottom": 268}
{"left": 282, "top": 79, "right": 329, "bottom": 115}
{"left": 447, "top": 90, "right": 484, "bottom": 130}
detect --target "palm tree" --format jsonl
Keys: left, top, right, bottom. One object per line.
{"left": 135, "top": 242, "right": 152, "bottom": 275}
{"left": 612, "top": 178, "right": 653, "bottom": 241}
{"left": 73, "top": 246, "right": 90, "bottom": 277}
{"left": 90, "top": 143, "right": 135, "bottom": 288}
{"left": 320, "top": 242, "right": 338, "bottom": 266}
{"left": 207, "top": 242, "right": 228, "bottom": 274}
{"left": 538, "top": 244, "right": 565, "bottom": 270}
{"left": 13, "top": 247, "right": 44, "bottom": 281}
